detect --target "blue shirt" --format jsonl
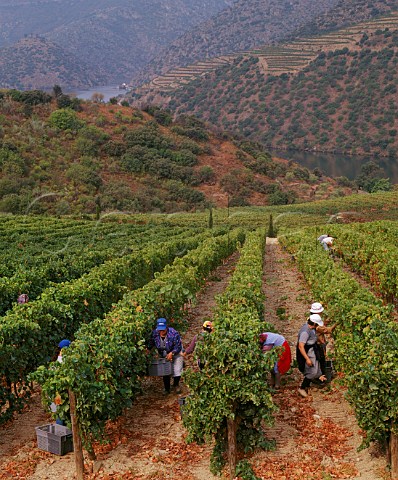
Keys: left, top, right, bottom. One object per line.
{"left": 147, "top": 327, "right": 182, "bottom": 356}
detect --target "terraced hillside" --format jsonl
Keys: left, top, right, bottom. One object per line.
{"left": 130, "top": 13, "right": 398, "bottom": 159}
{"left": 150, "top": 56, "right": 236, "bottom": 91}
{"left": 132, "top": 11, "right": 398, "bottom": 94}
{"left": 132, "top": 0, "right": 339, "bottom": 86}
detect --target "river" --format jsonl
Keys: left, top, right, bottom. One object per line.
{"left": 69, "top": 88, "right": 398, "bottom": 183}
{"left": 71, "top": 85, "right": 127, "bottom": 102}
{"left": 271, "top": 149, "right": 398, "bottom": 184}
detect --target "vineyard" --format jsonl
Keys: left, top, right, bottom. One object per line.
{"left": 133, "top": 11, "right": 398, "bottom": 95}
{"left": 1, "top": 195, "right": 398, "bottom": 479}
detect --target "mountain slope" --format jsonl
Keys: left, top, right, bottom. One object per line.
{"left": 133, "top": 12, "right": 398, "bottom": 93}
{"left": 0, "top": 0, "right": 232, "bottom": 88}
{"left": 0, "top": 37, "right": 105, "bottom": 90}
{"left": 131, "top": 16, "right": 398, "bottom": 159}
{"left": 295, "top": 0, "right": 398, "bottom": 36}
{"left": 132, "top": 0, "right": 338, "bottom": 85}
{"left": 0, "top": 91, "right": 350, "bottom": 214}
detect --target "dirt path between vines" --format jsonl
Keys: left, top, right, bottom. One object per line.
{"left": 0, "top": 252, "right": 240, "bottom": 480}
{"left": 251, "top": 239, "right": 388, "bottom": 480}
{"left": 0, "top": 243, "right": 390, "bottom": 480}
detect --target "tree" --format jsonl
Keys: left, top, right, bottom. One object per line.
{"left": 355, "top": 161, "right": 390, "bottom": 192}
{"left": 368, "top": 178, "right": 392, "bottom": 193}
{"left": 91, "top": 93, "right": 104, "bottom": 103}
{"left": 52, "top": 85, "right": 63, "bottom": 98}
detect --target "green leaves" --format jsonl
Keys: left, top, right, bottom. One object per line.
{"left": 0, "top": 230, "right": 210, "bottom": 422}
{"left": 281, "top": 224, "right": 398, "bottom": 447}
{"left": 183, "top": 229, "right": 277, "bottom": 473}
{"left": 33, "top": 229, "right": 245, "bottom": 446}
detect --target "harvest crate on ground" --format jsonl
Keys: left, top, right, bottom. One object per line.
{"left": 35, "top": 424, "right": 73, "bottom": 456}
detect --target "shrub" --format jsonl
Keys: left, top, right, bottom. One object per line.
{"left": 48, "top": 109, "right": 84, "bottom": 131}
{"left": 8, "top": 89, "right": 52, "bottom": 106}
{"left": 169, "top": 149, "right": 197, "bottom": 167}
{"left": 57, "top": 95, "right": 82, "bottom": 111}
{"left": 196, "top": 165, "right": 216, "bottom": 184}
{"left": 66, "top": 163, "right": 102, "bottom": 190}
{"left": 171, "top": 125, "right": 209, "bottom": 141}
{"left": 229, "top": 195, "right": 250, "bottom": 207}
{"left": 124, "top": 125, "right": 173, "bottom": 150}
{"left": 268, "top": 188, "right": 295, "bottom": 205}
{"left": 336, "top": 176, "right": 354, "bottom": 187}
{"left": 100, "top": 180, "right": 136, "bottom": 211}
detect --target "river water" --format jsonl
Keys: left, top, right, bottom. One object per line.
{"left": 68, "top": 87, "right": 398, "bottom": 183}
{"left": 71, "top": 85, "right": 126, "bottom": 102}
{"left": 271, "top": 149, "right": 398, "bottom": 183}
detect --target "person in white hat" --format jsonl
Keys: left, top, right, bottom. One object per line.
{"left": 310, "top": 302, "right": 324, "bottom": 314}
{"left": 309, "top": 302, "right": 336, "bottom": 378}
{"left": 296, "top": 314, "right": 327, "bottom": 397}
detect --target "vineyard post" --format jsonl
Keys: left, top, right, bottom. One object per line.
{"left": 227, "top": 414, "right": 237, "bottom": 480}
{"left": 391, "top": 429, "right": 398, "bottom": 480}
{"left": 68, "top": 389, "right": 84, "bottom": 480}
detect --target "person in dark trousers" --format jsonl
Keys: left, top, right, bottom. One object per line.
{"left": 296, "top": 314, "right": 326, "bottom": 398}
{"left": 147, "top": 318, "right": 183, "bottom": 394}
{"left": 309, "top": 302, "right": 336, "bottom": 379}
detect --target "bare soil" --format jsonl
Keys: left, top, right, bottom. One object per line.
{"left": 0, "top": 243, "right": 390, "bottom": 479}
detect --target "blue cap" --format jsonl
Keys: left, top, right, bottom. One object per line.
{"left": 156, "top": 318, "right": 167, "bottom": 324}
{"left": 156, "top": 321, "right": 167, "bottom": 331}
{"left": 58, "top": 339, "right": 71, "bottom": 348}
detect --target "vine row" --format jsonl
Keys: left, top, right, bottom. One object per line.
{"left": 280, "top": 229, "right": 398, "bottom": 450}
{"left": 183, "top": 229, "right": 276, "bottom": 477}
{"left": 33, "top": 229, "right": 246, "bottom": 447}
{"left": 0, "top": 231, "right": 209, "bottom": 423}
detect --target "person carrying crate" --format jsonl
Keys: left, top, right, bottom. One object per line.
{"left": 147, "top": 318, "right": 183, "bottom": 394}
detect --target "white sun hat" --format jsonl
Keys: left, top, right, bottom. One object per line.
{"left": 309, "top": 314, "right": 324, "bottom": 327}
{"left": 310, "top": 302, "right": 324, "bottom": 314}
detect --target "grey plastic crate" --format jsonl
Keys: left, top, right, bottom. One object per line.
{"left": 178, "top": 395, "right": 192, "bottom": 417}
{"left": 148, "top": 358, "right": 172, "bottom": 376}
{"left": 35, "top": 423, "right": 73, "bottom": 455}
{"left": 178, "top": 396, "right": 187, "bottom": 416}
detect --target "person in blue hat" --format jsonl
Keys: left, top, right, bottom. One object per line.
{"left": 147, "top": 318, "right": 183, "bottom": 394}
{"left": 50, "top": 339, "right": 71, "bottom": 424}
{"left": 57, "top": 339, "right": 71, "bottom": 363}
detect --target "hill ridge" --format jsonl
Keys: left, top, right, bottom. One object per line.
{"left": 131, "top": 10, "right": 398, "bottom": 95}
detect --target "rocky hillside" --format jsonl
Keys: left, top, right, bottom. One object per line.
{"left": 132, "top": 0, "right": 338, "bottom": 86}
{"left": 295, "top": 0, "right": 398, "bottom": 36}
{"left": 0, "top": 37, "right": 105, "bottom": 90}
{"left": 0, "top": 90, "right": 351, "bottom": 215}
{"left": 131, "top": 19, "right": 398, "bottom": 159}
{"left": 0, "top": 0, "right": 231, "bottom": 89}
